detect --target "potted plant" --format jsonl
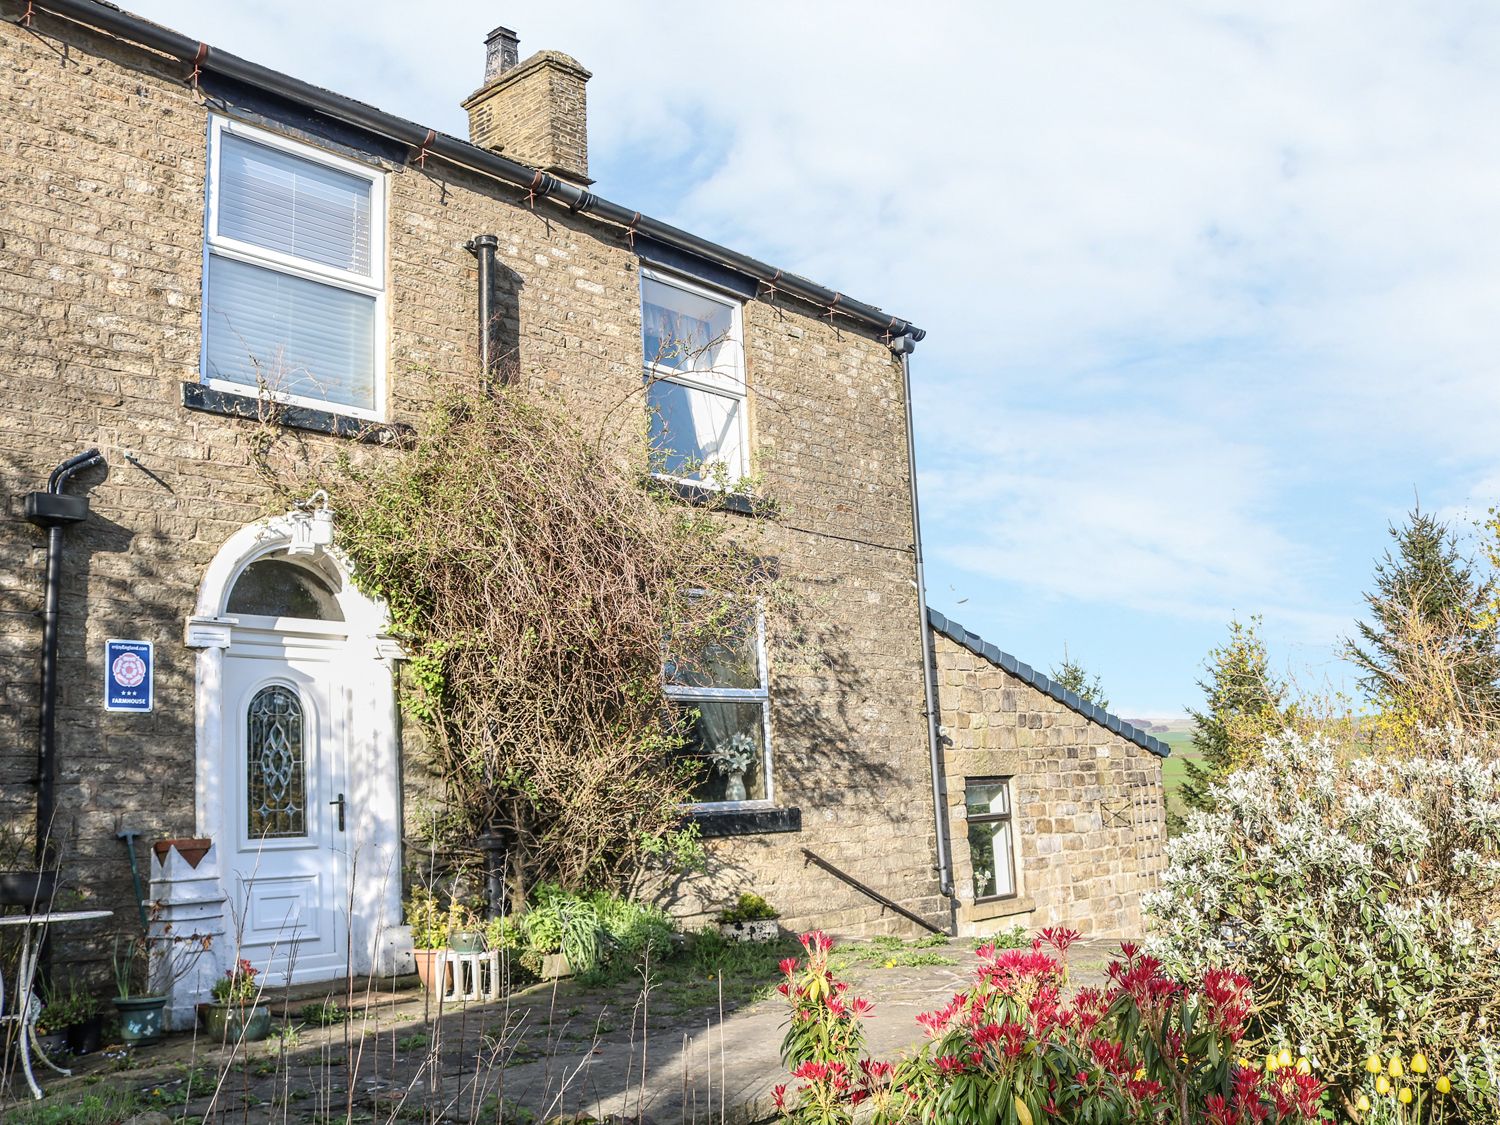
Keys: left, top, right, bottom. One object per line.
{"left": 111, "top": 922, "right": 210, "bottom": 1045}
{"left": 707, "top": 731, "right": 756, "bottom": 803}
{"left": 448, "top": 901, "right": 484, "bottom": 954}
{"left": 111, "top": 934, "right": 168, "bottom": 1045}
{"left": 717, "top": 892, "right": 780, "bottom": 943}
{"left": 41, "top": 978, "right": 103, "bottom": 1055}
{"left": 405, "top": 887, "right": 450, "bottom": 991}
{"left": 203, "top": 957, "right": 272, "bottom": 1043}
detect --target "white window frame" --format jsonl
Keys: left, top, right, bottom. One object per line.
{"left": 202, "top": 114, "right": 388, "bottom": 421}
{"left": 964, "top": 776, "right": 1019, "bottom": 903}
{"left": 664, "top": 603, "right": 774, "bottom": 810}
{"left": 640, "top": 267, "right": 749, "bottom": 489}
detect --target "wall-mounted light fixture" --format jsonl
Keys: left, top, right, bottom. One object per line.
{"left": 288, "top": 489, "right": 335, "bottom": 556}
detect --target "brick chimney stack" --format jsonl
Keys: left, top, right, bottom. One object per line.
{"left": 462, "top": 26, "right": 593, "bottom": 186}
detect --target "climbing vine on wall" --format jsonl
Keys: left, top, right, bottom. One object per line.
{"left": 326, "top": 386, "right": 775, "bottom": 897}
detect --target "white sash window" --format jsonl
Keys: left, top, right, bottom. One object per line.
{"left": 202, "top": 117, "right": 386, "bottom": 418}
{"left": 641, "top": 271, "right": 747, "bottom": 484}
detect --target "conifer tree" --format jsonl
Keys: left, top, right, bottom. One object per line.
{"left": 1051, "top": 648, "right": 1108, "bottom": 711}
{"left": 1179, "top": 616, "right": 1291, "bottom": 816}
{"left": 1347, "top": 508, "right": 1500, "bottom": 739}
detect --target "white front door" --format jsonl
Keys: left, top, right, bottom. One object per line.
{"left": 222, "top": 623, "right": 352, "bottom": 985}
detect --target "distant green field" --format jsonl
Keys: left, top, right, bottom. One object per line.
{"left": 1154, "top": 730, "right": 1200, "bottom": 819}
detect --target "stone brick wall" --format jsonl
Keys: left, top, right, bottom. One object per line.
{"left": 0, "top": 8, "right": 943, "bottom": 982}
{"left": 932, "top": 631, "right": 1167, "bottom": 938}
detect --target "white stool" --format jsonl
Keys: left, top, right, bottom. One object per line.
{"left": 435, "top": 950, "right": 501, "bottom": 1002}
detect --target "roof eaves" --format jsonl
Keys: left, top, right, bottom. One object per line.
{"left": 927, "top": 609, "right": 1172, "bottom": 759}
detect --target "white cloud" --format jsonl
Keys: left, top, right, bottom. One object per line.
{"left": 109, "top": 0, "right": 1500, "bottom": 706}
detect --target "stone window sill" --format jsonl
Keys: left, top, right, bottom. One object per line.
{"left": 181, "top": 382, "right": 411, "bottom": 443}
{"left": 959, "top": 894, "right": 1036, "bottom": 925}
{"left": 648, "top": 476, "right": 772, "bottom": 518}
{"left": 690, "top": 806, "right": 801, "bottom": 837}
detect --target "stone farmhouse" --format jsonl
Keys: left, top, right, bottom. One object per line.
{"left": 0, "top": 0, "right": 1166, "bottom": 1018}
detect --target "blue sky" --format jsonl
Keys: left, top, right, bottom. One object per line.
{"left": 124, "top": 1, "right": 1500, "bottom": 717}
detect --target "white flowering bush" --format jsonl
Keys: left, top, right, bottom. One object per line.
{"left": 1146, "top": 732, "right": 1500, "bottom": 1120}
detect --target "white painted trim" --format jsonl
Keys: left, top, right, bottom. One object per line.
{"left": 639, "top": 268, "right": 751, "bottom": 484}
{"left": 201, "top": 113, "right": 389, "bottom": 421}
{"left": 188, "top": 513, "right": 404, "bottom": 990}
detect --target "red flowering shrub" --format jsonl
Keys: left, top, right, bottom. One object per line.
{"left": 773, "top": 930, "right": 1332, "bottom": 1125}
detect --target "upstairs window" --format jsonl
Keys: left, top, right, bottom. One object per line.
{"left": 203, "top": 116, "right": 386, "bottom": 418}
{"left": 641, "top": 272, "right": 747, "bottom": 485}
{"left": 665, "top": 605, "right": 771, "bottom": 807}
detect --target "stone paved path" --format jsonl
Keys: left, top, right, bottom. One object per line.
{"left": 3, "top": 936, "right": 1125, "bottom": 1123}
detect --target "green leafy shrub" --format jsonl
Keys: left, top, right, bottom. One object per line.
{"left": 717, "top": 892, "right": 780, "bottom": 924}
{"left": 509, "top": 884, "right": 676, "bottom": 976}
{"left": 1147, "top": 732, "right": 1500, "bottom": 1119}
{"left": 331, "top": 386, "right": 774, "bottom": 892}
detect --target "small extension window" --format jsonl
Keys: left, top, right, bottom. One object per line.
{"left": 966, "top": 778, "right": 1017, "bottom": 902}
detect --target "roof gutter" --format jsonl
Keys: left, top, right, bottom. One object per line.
{"left": 25, "top": 0, "right": 925, "bottom": 345}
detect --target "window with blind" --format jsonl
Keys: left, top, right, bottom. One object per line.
{"left": 202, "top": 117, "right": 386, "bottom": 418}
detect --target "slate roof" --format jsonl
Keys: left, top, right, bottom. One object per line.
{"left": 928, "top": 609, "right": 1171, "bottom": 759}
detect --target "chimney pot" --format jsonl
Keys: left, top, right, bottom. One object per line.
{"left": 484, "top": 26, "right": 520, "bottom": 83}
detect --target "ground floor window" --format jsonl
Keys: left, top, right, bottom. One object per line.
{"left": 665, "top": 606, "right": 771, "bottom": 806}
{"left": 966, "top": 778, "right": 1017, "bottom": 901}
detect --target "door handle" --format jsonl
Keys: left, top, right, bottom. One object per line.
{"left": 330, "top": 793, "right": 346, "bottom": 832}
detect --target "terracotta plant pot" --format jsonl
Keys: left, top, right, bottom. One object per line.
{"left": 412, "top": 948, "right": 444, "bottom": 992}
{"left": 203, "top": 1002, "right": 272, "bottom": 1043}
{"left": 152, "top": 838, "right": 212, "bottom": 869}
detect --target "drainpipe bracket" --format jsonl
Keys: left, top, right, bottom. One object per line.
{"left": 24, "top": 492, "right": 89, "bottom": 528}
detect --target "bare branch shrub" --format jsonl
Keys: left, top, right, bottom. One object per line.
{"left": 329, "top": 385, "right": 773, "bottom": 898}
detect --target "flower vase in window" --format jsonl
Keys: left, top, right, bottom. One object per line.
{"left": 709, "top": 731, "right": 756, "bottom": 803}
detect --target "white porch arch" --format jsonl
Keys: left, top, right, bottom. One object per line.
{"left": 178, "top": 511, "right": 405, "bottom": 1014}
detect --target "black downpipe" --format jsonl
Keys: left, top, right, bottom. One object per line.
{"left": 467, "top": 234, "right": 501, "bottom": 387}
{"left": 24, "top": 449, "right": 104, "bottom": 864}
{"left": 894, "top": 341, "right": 954, "bottom": 910}
{"left": 19, "top": 0, "right": 924, "bottom": 344}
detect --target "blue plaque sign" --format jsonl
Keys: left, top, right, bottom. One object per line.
{"left": 105, "top": 639, "right": 153, "bottom": 713}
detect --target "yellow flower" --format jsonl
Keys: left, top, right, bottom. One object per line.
{"left": 1388, "top": 1055, "right": 1404, "bottom": 1078}
{"left": 1277, "top": 1047, "right": 1292, "bottom": 1068}
{"left": 1398, "top": 1087, "right": 1413, "bottom": 1105}
{"left": 1135, "top": 1067, "right": 1146, "bottom": 1081}
{"left": 1295, "top": 1057, "right": 1311, "bottom": 1075}
{"left": 1265, "top": 1054, "right": 1278, "bottom": 1072}
{"left": 1410, "top": 1052, "right": 1428, "bottom": 1075}
{"left": 1238, "top": 1057, "right": 1252, "bottom": 1069}
{"left": 1376, "top": 1075, "right": 1392, "bottom": 1095}
{"left": 1436, "top": 1075, "right": 1452, "bottom": 1095}
{"left": 1356, "top": 1094, "right": 1371, "bottom": 1112}
{"left": 1365, "top": 1054, "right": 1382, "bottom": 1074}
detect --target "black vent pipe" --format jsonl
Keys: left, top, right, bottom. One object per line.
{"left": 466, "top": 234, "right": 501, "bottom": 387}
{"left": 24, "top": 449, "right": 104, "bottom": 864}
{"left": 17, "top": 0, "right": 924, "bottom": 346}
